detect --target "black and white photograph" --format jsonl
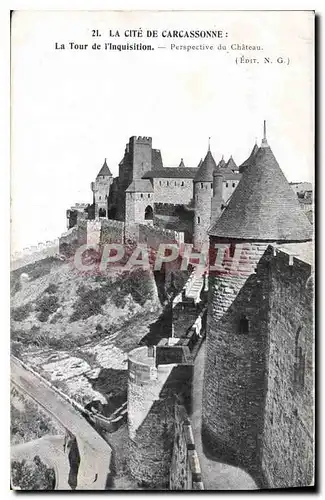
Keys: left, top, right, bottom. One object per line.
{"left": 9, "top": 10, "right": 314, "bottom": 491}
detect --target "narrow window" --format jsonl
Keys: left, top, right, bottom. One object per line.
{"left": 175, "top": 181, "right": 177, "bottom": 186}
{"left": 239, "top": 315, "right": 249, "bottom": 334}
{"left": 148, "top": 194, "right": 151, "bottom": 198}
{"left": 226, "top": 182, "right": 229, "bottom": 188}
{"left": 167, "top": 181, "right": 169, "bottom": 186}
{"left": 99, "top": 196, "right": 101, "bottom": 200}
{"left": 232, "top": 183, "right": 236, "bottom": 188}
{"left": 201, "top": 183, "right": 203, "bottom": 188}
{"left": 197, "top": 216, "right": 200, "bottom": 224}
{"left": 140, "top": 193, "right": 143, "bottom": 198}
{"left": 159, "top": 180, "right": 162, "bottom": 186}
{"left": 294, "top": 327, "right": 305, "bottom": 389}
{"left": 181, "top": 181, "right": 184, "bottom": 187}
{"left": 211, "top": 183, "right": 213, "bottom": 189}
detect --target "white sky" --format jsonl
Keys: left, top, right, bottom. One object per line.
{"left": 11, "top": 10, "right": 314, "bottom": 252}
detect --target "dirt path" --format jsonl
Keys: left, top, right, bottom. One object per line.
{"left": 191, "top": 341, "right": 258, "bottom": 490}
{"left": 11, "top": 357, "right": 112, "bottom": 490}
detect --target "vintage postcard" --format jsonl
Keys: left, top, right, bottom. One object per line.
{"left": 10, "top": 10, "right": 314, "bottom": 491}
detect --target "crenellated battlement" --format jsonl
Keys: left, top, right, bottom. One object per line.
{"left": 11, "top": 238, "right": 60, "bottom": 270}
{"left": 129, "top": 135, "right": 152, "bottom": 146}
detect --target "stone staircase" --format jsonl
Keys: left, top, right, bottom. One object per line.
{"left": 184, "top": 270, "right": 205, "bottom": 303}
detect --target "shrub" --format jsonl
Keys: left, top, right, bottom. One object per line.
{"left": 70, "top": 285, "right": 110, "bottom": 322}
{"left": 11, "top": 303, "right": 32, "bottom": 322}
{"left": 111, "top": 269, "right": 153, "bottom": 307}
{"left": 35, "top": 295, "right": 59, "bottom": 322}
{"left": 44, "top": 284, "right": 58, "bottom": 295}
{"left": 11, "top": 457, "right": 55, "bottom": 490}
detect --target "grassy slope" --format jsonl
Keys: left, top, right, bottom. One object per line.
{"left": 11, "top": 257, "right": 161, "bottom": 354}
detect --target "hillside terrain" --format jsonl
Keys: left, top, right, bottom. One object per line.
{"left": 11, "top": 257, "right": 163, "bottom": 408}
{"left": 11, "top": 256, "right": 185, "bottom": 411}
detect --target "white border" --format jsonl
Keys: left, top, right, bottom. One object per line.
{"left": 1, "top": 1, "right": 322, "bottom": 498}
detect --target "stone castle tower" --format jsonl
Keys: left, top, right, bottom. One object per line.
{"left": 210, "top": 161, "right": 224, "bottom": 227}
{"left": 91, "top": 158, "right": 113, "bottom": 218}
{"left": 201, "top": 123, "right": 313, "bottom": 486}
{"left": 193, "top": 147, "right": 217, "bottom": 250}
{"left": 116, "top": 136, "right": 158, "bottom": 229}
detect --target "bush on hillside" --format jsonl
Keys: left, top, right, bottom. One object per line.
{"left": 11, "top": 457, "right": 55, "bottom": 490}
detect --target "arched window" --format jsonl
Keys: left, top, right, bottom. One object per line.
{"left": 197, "top": 216, "right": 200, "bottom": 224}
{"left": 140, "top": 193, "right": 143, "bottom": 198}
{"left": 145, "top": 205, "right": 153, "bottom": 220}
{"left": 201, "top": 183, "right": 203, "bottom": 188}
{"left": 181, "top": 181, "right": 184, "bottom": 187}
{"left": 232, "top": 183, "right": 236, "bottom": 188}
{"left": 98, "top": 208, "right": 106, "bottom": 217}
{"left": 226, "top": 182, "right": 229, "bottom": 188}
{"left": 239, "top": 315, "right": 249, "bottom": 334}
{"left": 294, "top": 327, "right": 305, "bottom": 389}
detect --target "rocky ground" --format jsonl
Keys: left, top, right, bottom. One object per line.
{"left": 11, "top": 257, "right": 163, "bottom": 409}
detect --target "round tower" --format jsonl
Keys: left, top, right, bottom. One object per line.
{"left": 92, "top": 158, "right": 113, "bottom": 218}
{"left": 127, "top": 346, "right": 176, "bottom": 489}
{"left": 201, "top": 122, "right": 313, "bottom": 482}
{"left": 193, "top": 146, "right": 217, "bottom": 250}
{"left": 210, "top": 162, "right": 224, "bottom": 226}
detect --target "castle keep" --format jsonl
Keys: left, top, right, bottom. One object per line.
{"left": 65, "top": 135, "right": 245, "bottom": 248}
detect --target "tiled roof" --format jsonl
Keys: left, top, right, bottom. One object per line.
{"left": 224, "top": 156, "right": 238, "bottom": 172}
{"left": 209, "top": 143, "right": 313, "bottom": 241}
{"left": 152, "top": 149, "right": 163, "bottom": 170}
{"left": 97, "top": 158, "right": 112, "bottom": 177}
{"left": 125, "top": 179, "right": 154, "bottom": 192}
{"left": 194, "top": 150, "right": 217, "bottom": 182}
{"left": 142, "top": 167, "right": 198, "bottom": 179}
{"left": 239, "top": 143, "right": 259, "bottom": 173}
{"left": 217, "top": 156, "right": 226, "bottom": 168}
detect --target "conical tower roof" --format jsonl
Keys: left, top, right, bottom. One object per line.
{"left": 194, "top": 149, "right": 217, "bottom": 182}
{"left": 239, "top": 143, "right": 259, "bottom": 173}
{"left": 218, "top": 156, "right": 226, "bottom": 168}
{"left": 209, "top": 143, "right": 312, "bottom": 241}
{"left": 97, "top": 158, "right": 112, "bottom": 177}
{"left": 225, "top": 155, "right": 237, "bottom": 172}
{"left": 213, "top": 162, "right": 223, "bottom": 177}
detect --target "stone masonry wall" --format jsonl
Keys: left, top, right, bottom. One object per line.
{"left": 202, "top": 241, "right": 270, "bottom": 483}
{"left": 100, "top": 219, "right": 124, "bottom": 245}
{"left": 138, "top": 224, "right": 182, "bottom": 250}
{"left": 170, "top": 404, "right": 204, "bottom": 490}
{"left": 153, "top": 178, "right": 194, "bottom": 205}
{"left": 193, "top": 181, "right": 213, "bottom": 249}
{"left": 260, "top": 251, "right": 314, "bottom": 488}
{"left": 127, "top": 346, "right": 193, "bottom": 488}
{"left": 11, "top": 239, "right": 60, "bottom": 270}
{"left": 202, "top": 241, "right": 314, "bottom": 488}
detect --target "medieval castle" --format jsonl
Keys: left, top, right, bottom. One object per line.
{"left": 59, "top": 123, "right": 314, "bottom": 490}
{"left": 65, "top": 124, "right": 313, "bottom": 253}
